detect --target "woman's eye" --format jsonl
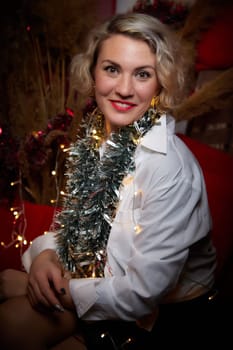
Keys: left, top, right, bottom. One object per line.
{"left": 104, "top": 65, "right": 118, "bottom": 74}
{"left": 136, "top": 71, "right": 151, "bottom": 79}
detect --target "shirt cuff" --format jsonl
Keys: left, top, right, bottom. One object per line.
{"left": 69, "top": 278, "right": 99, "bottom": 318}
{"left": 21, "top": 231, "right": 56, "bottom": 272}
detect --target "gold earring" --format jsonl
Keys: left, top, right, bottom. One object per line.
{"left": 150, "top": 96, "right": 159, "bottom": 109}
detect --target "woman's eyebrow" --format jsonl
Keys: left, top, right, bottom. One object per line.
{"left": 135, "top": 65, "right": 156, "bottom": 71}
{"left": 101, "top": 59, "right": 119, "bottom": 66}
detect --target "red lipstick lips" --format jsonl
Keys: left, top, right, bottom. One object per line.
{"left": 110, "top": 100, "right": 136, "bottom": 112}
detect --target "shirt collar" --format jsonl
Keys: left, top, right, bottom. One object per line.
{"left": 140, "top": 114, "right": 175, "bottom": 154}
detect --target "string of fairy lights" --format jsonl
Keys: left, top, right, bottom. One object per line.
{"left": 0, "top": 134, "right": 70, "bottom": 255}
{"left": 1, "top": 177, "right": 28, "bottom": 250}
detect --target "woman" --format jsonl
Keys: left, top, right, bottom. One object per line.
{"left": 0, "top": 12, "right": 217, "bottom": 349}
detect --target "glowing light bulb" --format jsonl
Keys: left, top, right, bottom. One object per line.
{"left": 134, "top": 225, "right": 142, "bottom": 234}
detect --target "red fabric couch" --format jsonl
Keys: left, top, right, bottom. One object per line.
{"left": 178, "top": 134, "right": 233, "bottom": 278}
{"left": 0, "top": 201, "right": 56, "bottom": 271}
{"left": 1, "top": 135, "right": 233, "bottom": 281}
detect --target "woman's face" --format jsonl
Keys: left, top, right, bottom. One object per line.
{"left": 94, "top": 34, "right": 160, "bottom": 132}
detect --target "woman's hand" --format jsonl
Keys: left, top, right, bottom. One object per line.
{"left": 27, "top": 249, "right": 75, "bottom": 312}
{"left": 0, "top": 269, "right": 28, "bottom": 301}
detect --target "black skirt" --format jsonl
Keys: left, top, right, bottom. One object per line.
{"left": 79, "top": 288, "right": 229, "bottom": 349}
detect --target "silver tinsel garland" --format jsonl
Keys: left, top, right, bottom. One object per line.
{"left": 55, "top": 107, "right": 160, "bottom": 277}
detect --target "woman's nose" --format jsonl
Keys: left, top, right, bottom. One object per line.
{"left": 115, "top": 74, "right": 134, "bottom": 97}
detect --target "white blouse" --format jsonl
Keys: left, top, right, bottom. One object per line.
{"left": 22, "top": 114, "right": 216, "bottom": 329}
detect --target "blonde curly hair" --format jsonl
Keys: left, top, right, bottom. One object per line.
{"left": 70, "top": 12, "right": 190, "bottom": 111}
